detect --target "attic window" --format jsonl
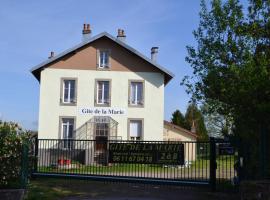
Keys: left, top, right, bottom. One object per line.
{"left": 98, "top": 50, "right": 110, "bottom": 69}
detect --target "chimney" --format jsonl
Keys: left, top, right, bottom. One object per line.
{"left": 48, "top": 51, "right": 54, "bottom": 59}
{"left": 151, "top": 47, "right": 158, "bottom": 62}
{"left": 82, "top": 23, "right": 91, "bottom": 42}
{"left": 117, "top": 29, "right": 126, "bottom": 42}
{"left": 191, "top": 120, "right": 196, "bottom": 133}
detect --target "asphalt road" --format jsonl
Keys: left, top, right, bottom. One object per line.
{"left": 61, "top": 182, "right": 239, "bottom": 200}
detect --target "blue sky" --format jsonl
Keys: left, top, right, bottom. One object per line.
{"left": 0, "top": 0, "right": 202, "bottom": 130}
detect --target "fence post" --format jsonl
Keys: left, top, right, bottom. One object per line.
{"left": 259, "top": 124, "right": 267, "bottom": 179}
{"left": 20, "top": 142, "right": 29, "bottom": 189}
{"left": 33, "top": 136, "right": 39, "bottom": 173}
{"left": 209, "top": 137, "right": 217, "bottom": 192}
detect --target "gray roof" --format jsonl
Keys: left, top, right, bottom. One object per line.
{"left": 30, "top": 32, "right": 174, "bottom": 84}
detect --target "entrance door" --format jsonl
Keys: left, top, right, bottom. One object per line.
{"left": 95, "top": 123, "right": 109, "bottom": 152}
{"left": 95, "top": 136, "right": 108, "bottom": 151}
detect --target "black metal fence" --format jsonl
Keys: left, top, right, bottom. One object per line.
{"left": 32, "top": 138, "right": 239, "bottom": 191}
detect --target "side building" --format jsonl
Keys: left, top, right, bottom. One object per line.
{"left": 163, "top": 120, "right": 197, "bottom": 162}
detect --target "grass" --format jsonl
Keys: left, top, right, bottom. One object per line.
{"left": 25, "top": 178, "right": 87, "bottom": 200}
{"left": 192, "top": 156, "right": 235, "bottom": 169}
{"left": 35, "top": 156, "right": 236, "bottom": 181}
{"left": 37, "top": 156, "right": 236, "bottom": 173}
{"left": 38, "top": 163, "right": 190, "bottom": 176}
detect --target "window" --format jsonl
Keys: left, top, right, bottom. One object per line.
{"left": 95, "top": 123, "right": 109, "bottom": 137}
{"left": 61, "top": 79, "right": 76, "bottom": 104}
{"left": 96, "top": 80, "right": 110, "bottom": 106}
{"left": 129, "top": 119, "right": 143, "bottom": 141}
{"left": 61, "top": 118, "right": 75, "bottom": 149}
{"left": 98, "top": 50, "right": 110, "bottom": 68}
{"left": 129, "top": 81, "right": 144, "bottom": 106}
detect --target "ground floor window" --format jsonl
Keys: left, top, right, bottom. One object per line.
{"left": 128, "top": 119, "right": 143, "bottom": 141}
{"left": 61, "top": 118, "right": 75, "bottom": 148}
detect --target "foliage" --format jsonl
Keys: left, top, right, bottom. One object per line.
{"left": 0, "top": 120, "right": 31, "bottom": 187}
{"left": 201, "top": 103, "right": 233, "bottom": 138}
{"left": 185, "top": 104, "right": 209, "bottom": 141}
{"left": 182, "top": 0, "right": 270, "bottom": 178}
{"left": 171, "top": 110, "right": 188, "bottom": 129}
{"left": 171, "top": 105, "right": 208, "bottom": 141}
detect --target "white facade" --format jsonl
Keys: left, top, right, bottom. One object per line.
{"left": 38, "top": 68, "right": 165, "bottom": 140}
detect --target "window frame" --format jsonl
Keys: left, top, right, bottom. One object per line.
{"left": 95, "top": 122, "right": 110, "bottom": 137}
{"left": 128, "top": 80, "right": 145, "bottom": 107}
{"left": 60, "top": 78, "right": 77, "bottom": 106}
{"left": 127, "top": 118, "right": 144, "bottom": 141}
{"left": 97, "top": 49, "right": 111, "bottom": 70}
{"left": 94, "top": 79, "right": 111, "bottom": 107}
{"left": 58, "top": 116, "right": 76, "bottom": 149}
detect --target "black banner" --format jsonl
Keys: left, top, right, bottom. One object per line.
{"left": 218, "top": 143, "right": 234, "bottom": 155}
{"left": 108, "top": 143, "right": 184, "bottom": 165}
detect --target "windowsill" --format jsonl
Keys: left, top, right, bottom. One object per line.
{"left": 94, "top": 102, "right": 111, "bottom": 107}
{"left": 60, "top": 102, "right": 77, "bottom": 106}
{"left": 96, "top": 66, "right": 111, "bottom": 71}
{"left": 128, "top": 103, "right": 144, "bottom": 108}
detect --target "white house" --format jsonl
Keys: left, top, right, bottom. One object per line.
{"left": 31, "top": 24, "right": 174, "bottom": 147}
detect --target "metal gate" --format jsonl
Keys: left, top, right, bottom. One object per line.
{"left": 31, "top": 138, "right": 239, "bottom": 191}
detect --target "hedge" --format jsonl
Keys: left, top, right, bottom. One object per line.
{"left": 0, "top": 121, "right": 32, "bottom": 188}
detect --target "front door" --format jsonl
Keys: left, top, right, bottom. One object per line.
{"left": 95, "top": 136, "right": 108, "bottom": 151}
{"left": 95, "top": 122, "right": 109, "bottom": 152}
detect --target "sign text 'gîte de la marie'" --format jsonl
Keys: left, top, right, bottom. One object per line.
{"left": 79, "top": 107, "right": 126, "bottom": 115}
{"left": 108, "top": 143, "right": 185, "bottom": 165}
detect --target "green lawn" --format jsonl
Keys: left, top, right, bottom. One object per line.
{"left": 36, "top": 155, "right": 235, "bottom": 180}
{"left": 38, "top": 163, "right": 187, "bottom": 174}
{"left": 191, "top": 155, "right": 235, "bottom": 169}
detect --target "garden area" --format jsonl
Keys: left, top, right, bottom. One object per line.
{"left": 0, "top": 119, "right": 239, "bottom": 200}
{"left": 36, "top": 155, "right": 236, "bottom": 181}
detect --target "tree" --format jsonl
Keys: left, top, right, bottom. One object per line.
{"left": 170, "top": 105, "right": 208, "bottom": 141}
{"left": 185, "top": 104, "right": 209, "bottom": 141}
{"left": 201, "top": 104, "right": 233, "bottom": 138}
{"left": 182, "top": 0, "right": 270, "bottom": 178}
{"left": 171, "top": 110, "right": 187, "bottom": 128}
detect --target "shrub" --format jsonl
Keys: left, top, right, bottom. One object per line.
{"left": 0, "top": 121, "right": 32, "bottom": 188}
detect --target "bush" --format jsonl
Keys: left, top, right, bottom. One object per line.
{"left": 0, "top": 121, "right": 32, "bottom": 188}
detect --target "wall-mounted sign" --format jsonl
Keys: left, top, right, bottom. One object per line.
{"left": 108, "top": 143, "right": 184, "bottom": 165}
{"left": 79, "top": 107, "right": 126, "bottom": 116}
